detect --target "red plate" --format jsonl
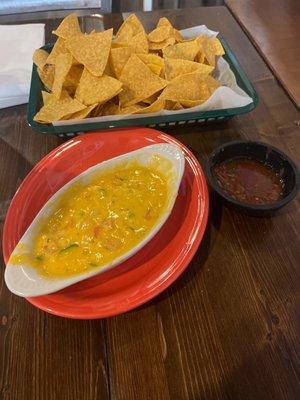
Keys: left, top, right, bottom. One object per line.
{"left": 3, "top": 128, "right": 209, "bottom": 319}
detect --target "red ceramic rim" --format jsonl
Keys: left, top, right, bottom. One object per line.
{"left": 2, "top": 128, "right": 209, "bottom": 319}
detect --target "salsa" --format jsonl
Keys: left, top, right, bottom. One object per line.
{"left": 213, "top": 159, "right": 283, "bottom": 205}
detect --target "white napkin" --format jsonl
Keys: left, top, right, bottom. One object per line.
{"left": 0, "top": 23, "right": 45, "bottom": 109}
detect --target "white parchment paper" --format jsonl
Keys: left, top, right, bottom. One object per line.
{"left": 54, "top": 25, "right": 253, "bottom": 127}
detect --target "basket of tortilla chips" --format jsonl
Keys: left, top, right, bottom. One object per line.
{"left": 27, "top": 13, "right": 258, "bottom": 136}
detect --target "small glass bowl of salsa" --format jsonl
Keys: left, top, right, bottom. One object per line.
{"left": 205, "top": 140, "right": 299, "bottom": 215}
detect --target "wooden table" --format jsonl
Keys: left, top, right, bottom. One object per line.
{"left": 0, "top": 7, "right": 300, "bottom": 400}
{"left": 226, "top": 0, "right": 300, "bottom": 109}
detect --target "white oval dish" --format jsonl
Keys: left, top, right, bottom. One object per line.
{"left": 5, "top": 143, "right": 185, "bottom": 297}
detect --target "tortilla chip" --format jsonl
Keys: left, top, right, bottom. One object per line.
{"left": 200, "top": 37, "right": 225, "bottom": 67}
{"left": 34, "top": 91, "right": 86, "bottom": 123}
{"left": 142, "top": 93, "right": 160, "bottom": 104}
{"left": 156, "top": 17, "right": 182, "bottom": 43}
{"left": 111, "top": 41, "right": 128, "bottom": 48}
{"left": 178, "top": 99, "right": 202, "bottom": 107}
{"left": 174, "top": 29, "right": 183, "bottom": 43}
{"left": 160, "top": 72, "right": 220, "bottom": 104}
{"left": 33, "top": 49, "right": 49, "bottom": 69}
{"left": 63, "top": 64, "right": 83, "bottom": 94}
{"left": 148, "top": 25, "right": 172, "bottom": 43}
{"left": 162, "top": 40, "right": 199, "bottom": 61}
{"left": 137, "top": 53, "right": 164, "bottom": 68}
{"left": 66, "top": 29, "right": 113, "bottom": 76}
{"left": 146, "top": 63, "right": 161, "bottom": 75}
{"left": 41, "top": 91, "right": 52, "bottom": 105}
{"left": 113, "top": 34, "right": 148, "bottom": 54}
{"left": 210, "top": 37, "right": 224, "bottom": 56}
{"left": 137, "top": 54, "right": 164, "bottom": 75}
{"left": 101, "top": 101, "right": 120, "bottom": 116}
{"left": 131, "top": 32, "right": 148, "bottom": 54}
{"left": 75, "top": 68, "right": 122, "bottom": 106}
{"left": 148, "top": 36, "right": 175, "bottom": 51}
{"left": 165, "top": 100, "right": 183, "bottom": 110}
{"left": 33, "top": 13, "right": 225, "bottom": 123}
{"left": 156, "top": 17, "right": 174, "bottom": 31}
{"left": 64, "top": 103, "right": 97, "bottom": 120}
{"left": 90, "top": 103, "right": 104, "bottom": 117}
{"left": 52, "top": 53, "right": 73, "bottom": 98}
{"left": 157, "top": 17, "right": 172, "bottom": 27}
{"left": 116, "top": 24, "right": 133, "bottom": 44}
{"left": 110, "top": 46, "right": 133, "bottom": 78}
{"left": 204, "top": 74, "right": 221, "bottom": 90}
{"left": 196, "top": 52, "right": 205, "bottom": 64}
{"left": 52, "top": 13, "right": 81, "bottom": 40}
{"left": 119, "top": 54, "right": 168, "bottom": 106}
{"left": 195, "top": 35, "right": 206, "bottom": 46}
{"left": 46, "top": 37, "right": 69, "bottom": 65}
{"left": 104, "top": 61, "right": 115, "bottom": 77}
{"left": 116, "top": 14, "right": 145, "bottom": 42}
{"left": 134, "top": 98, "right": 164, "bottom": 114}
{"left": 173, "top": 102, "right": 183, "bottom": 110}
{"left": 164, "top": 57, "right": 213, "bottom": 80}
{"left": 38, "top": 64, "right": 55, "bottom": 90}
{"left": 120, "top": 104, "right": 144, "bottom": 114}
{"left": 178, "top": 77, "right": 220, "bottom": 107}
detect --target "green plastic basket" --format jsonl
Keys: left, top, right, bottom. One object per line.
{"left": 27, "top": 37, "right": 258, "bottom": 137}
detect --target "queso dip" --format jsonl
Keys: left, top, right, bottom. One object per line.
{"left": 12, "top": 162, "right": 168, "bottom": 278}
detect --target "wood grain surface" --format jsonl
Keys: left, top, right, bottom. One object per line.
{"left": 0, "top": 6, "right": 300, "bottom": 400}
{"left": 226, "top": 0, "right": 300, "bottom": 109}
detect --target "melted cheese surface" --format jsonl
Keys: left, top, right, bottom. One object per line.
{"left": 12, "top": 162, "right": 168, "bottom": 277}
